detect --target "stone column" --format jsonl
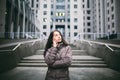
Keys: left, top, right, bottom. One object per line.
{"left": 0, "top": 0, "right": 6, "bottom": 38}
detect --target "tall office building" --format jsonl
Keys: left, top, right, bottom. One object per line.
{"left": 92, "top": 0, "right": 105, "bottom": 39}
{"left": 37, "top": 0, "right": 120, "bottom": 42}
{"left": 115, "top": 0, "right": 120, "bottom": 39}
{"left": 105, "top": 0, "right": 116, "bottom": 35}
{"left": 28, "top": 0, "right": 41, "bottom": 38}
{"left": 38, "top": 0, "right": 83, "bottom": 43}
{"left": 83, "top": 0, "right": 120, "bottom": 40}
{"left": 29, "top": 0, "right": 40, "bottom": 17}
{"left": 82, "top": 0, "right": 94, "bottom": 39}
{"left": 105, "top": 0, "right": 120, "bottom": 39}
{"left": 0, "top": 0, "right": 40, "bottom": 39}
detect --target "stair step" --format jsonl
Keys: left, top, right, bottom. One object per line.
{"left": 36, "top": 50, "right": 87, "bottom": 55}
{"left": 20, "top": 60, "right": 105, "bottom": 64}
{"left": 18, "top": 51, "right": 108, "bottom": 68}
{"left": 72, "top": 61, "right": 105, "bottom": 64}
{"left": 72, "top": 50, "right": 87, "bottom": 55}
{"left": 72, "top": 55, "right": 103, "bottom": 60}
{"left": 71, "top": 63, "right": 108, "bottom": 67}
{"left": 17, "top": 63, "right": 107, "bottom": 67}
{"left": 21, "top": 59, "right": 103, "bottom": 62}
{"left": 20, "top": 60, "right": 45, "bottom": 63}
{"left": 22, "top": 55, "right": 102, "bottom": 60}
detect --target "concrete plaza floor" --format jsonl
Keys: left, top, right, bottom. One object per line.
{"left": 0, "top": 67, "right": 120, "bottom": 80}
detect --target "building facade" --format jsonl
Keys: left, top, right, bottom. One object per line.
{"left": 83, "top": 0, "right": 120, "bottom": 40}
{"left": 38, "top": 0, "right": 120, "bottom": 43}
{"left": 38, "top": 0, "right": 83, "bottom": 43}
{"left": 0, "top": 0, "right": 40, "bottom": 39}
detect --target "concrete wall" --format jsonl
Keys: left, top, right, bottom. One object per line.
{"left": 0, "top": 40, "right": 45, "bottom": 73}
{"left": 74, "top": 41, "right": 120, "bottom": 72}
{"left": 0, "top": 0, "right": 6, "bottom": 38}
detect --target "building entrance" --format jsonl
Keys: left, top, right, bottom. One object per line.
{"left": 56, "top": 25, "right": 65, "bottom": 37}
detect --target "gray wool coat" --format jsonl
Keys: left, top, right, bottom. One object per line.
{"left": 44, "top": 45, "right": 72, "bottom": 80}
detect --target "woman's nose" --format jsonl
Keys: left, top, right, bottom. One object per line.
{"left": 58, "top": 36, "right": 61, "bottom": 38}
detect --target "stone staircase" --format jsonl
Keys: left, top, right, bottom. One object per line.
{"left": 18, "top": 47, "right": 108, "bottom": 68}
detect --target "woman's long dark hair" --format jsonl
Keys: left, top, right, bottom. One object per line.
{"left": 44, "top": 30, "right": 68, "bottom": 56}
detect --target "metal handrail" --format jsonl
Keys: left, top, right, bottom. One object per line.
{"left": 88, "top": 41, "right": 92, "bottom": 46}
{"left": 105, "top": 44, "right": 114, "bottom": 51}
{"left": 81, "top": 40, "right": 120, "bottom": 51}
{"left": 12, "top": 43, "right": 21, "bottom": 51}
{"left": 0, "top": 39, "right": 41, "bottom": 52}
{"left": 0, "top": 43, "right": 21, "bottom": 52}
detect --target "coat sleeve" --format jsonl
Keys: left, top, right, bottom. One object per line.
{"left": 44, "top": 47, "right": 60, "bottom": 65}
{"left": 51, "top": 46, "right": 72, "bottom": 68}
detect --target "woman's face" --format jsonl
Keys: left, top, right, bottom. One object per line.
{"left": 53, "top": 31, "right": 62, "bottom": 43}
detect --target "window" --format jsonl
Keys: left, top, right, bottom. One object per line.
{"left": 43, "top": 25, "right": 47, "bottom": 29}
{"left": 74, "top": 18, "right": 78, "bottom": 22}
{"left": 87, "top": 22, "right": 91, "bottom": 26}
{"left": 111, "top": 0, "right": 113, "bottom": 4}
{"left": 43, "top": 11, "right": 47, "bottom": 15}
{"left": 112, "top": 23, "right": 114, "bottom": 28}
{"left": 68, "top": 18, "right": 70, "bottom": 22}
{"left": 83, "top": 5, "right": 84, "bottom": 8}
{"left": 87, "top": 10, "right": 91, "bottom": 14}
{"left": 68, "top": 25, "right": 70, "bottom": 29}
{"left": 87, "top": 28, "right": 91, "bottom": 32}
{"left": 108, "top": 25, "right": 110, "bottom": 29}
{"left": 74, "top": 0, "right": 77, "bottom": 2}
{"left": 108, "top": 17, "right": 110, "bottom": 21}
{"left": 56, "top": 12, "right": 65, "bottom": 16}
{"left": 43, "top": 18, "right": 47, "bottom": 22}
{"left": 87, "top": 0, "right": 90, "bottom": 8}
{"left": 84, "top": 28, "right": 85, "bottom": 32}
{"left": 56, "top": 5, "right": 65, "bottom": 9}
{"left": 43, "top": 32, "right": 47, "bottom": 36}
{"left": 68, "top": 5, "right": 70, "bottom": 8}
{"left": 32, "top": 0, "right": 34, "bottom": 7}
{"left": 112, "top": 14, "right": 114, "bottom": 19}
{"left": 74, "top": 11, "right": 78, "bottom": 14}
{"left": 74, "top": 25, "right": 78, "bottom": 29}
{"left": 51, "top": 11, "right": 53, "bottom": 15}
{"left": 36, "top": 4, "right": 39, "bottom": 8}
{"left": 83, "top": 22, "right": 85, "bottom": 26}
{"left": 88, "top": 35, "right": 91, "bottom": 38}
{"left": 74, "top": 4, "right": 77, "bottom": 8}
{"left": 74, "top": 32, "right": 77, "bottom": 36}
{"left": 32, "top": 10, "right": 34, "bottom": 14}
{"left": 107, "top": 3, "right": 109, "bottom": 7}
{"left": 44, "top": 4, "right": 47, "bottom": 8}
{"left": 111, "top": 6, "right": 114, "bottom": 11}
{"left": 56, "top": 0, "right": 64, "bottom": 2}
{"left": 56, "top": 19, "right": 65, "bottom": 22}
{"left": 112, "top": 30, "right": 115, "bottom": 34}
{"left": 36, "top": 10, "right": 38, "bottom": 14}
{"left": 51, "top": 4, "right": 53, "bottom": 8}
{"left": 87, "top": 16, "right": 90, "bottom": 20}
{"left": 107, "top": 10, "right": 109, "bottom": 14}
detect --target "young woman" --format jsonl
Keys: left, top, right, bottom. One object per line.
{"left": 44, "top": 30, "right": 72, "bottom": 80}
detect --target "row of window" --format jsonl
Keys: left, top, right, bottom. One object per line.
{"left": 43, "top": 25, "right": 78, "bottom": 30}
{"left": 44, "top": 4, "right": 78, "bottom": 9}
{"left": 31, "top": 0, "right": 39, "bottom": 8}
{"left": 42, "top": 31, "right": 93, "bottom": 39}
{"left": 107, "top": 22, "right": 115, "bottom": 29}
{"left": 52, "top": 0, "right": 78, "bottom": 2}
{"left": 42, "top": 18, "right": 78, "bottom": 22}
